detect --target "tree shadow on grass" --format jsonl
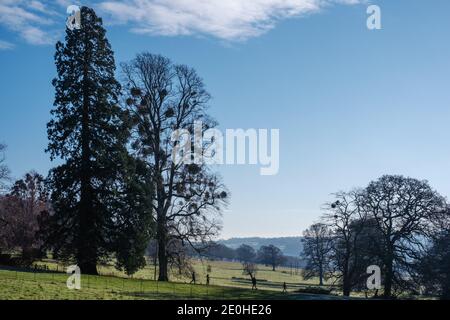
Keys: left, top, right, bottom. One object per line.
{"left": 117, "top": 286, "right": 344, "bottom": 300}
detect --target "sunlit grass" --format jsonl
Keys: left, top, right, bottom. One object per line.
{"left": 33, "top": 258, "right": 331, "bottom": 291}
{"left": 0, "top": 268, "right": 340, "bottom": 300}
{"left": 0, "top": 257, "right": 348, "bottom": 300}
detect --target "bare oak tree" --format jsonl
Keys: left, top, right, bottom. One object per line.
{"left": 257, "top": 245, "right": 285, "bottom": 271}
{"left": 324, "top": 190, "right": 373, "bottom": 296}
{"left": 360, "top": 175, "right": 448, "bottom": 298}
{"left": 236, "top": 244, "right": 256, "bottom": 263}
{"left": 301, "top": 223, "right": 333, "bottom": 286}
{"left": 121, "top": 53, "right": 228, "bottom": 281}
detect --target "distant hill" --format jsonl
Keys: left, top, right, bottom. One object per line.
{"left": 218, "top": 237, "right": 303, "bottom": 257}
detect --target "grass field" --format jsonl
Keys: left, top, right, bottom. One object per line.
{"left": 30, "top": 258, "right": 331, "bottom": 290}
{"left": 0, "top": 258, "right": 342, "bottom": 300}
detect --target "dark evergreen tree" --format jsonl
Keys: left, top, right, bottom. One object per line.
{"left": 109, "top": 159, "right": 154, "bottom": 276}
{"left": 45, "top": 7, "right": 152, "bottom": 275}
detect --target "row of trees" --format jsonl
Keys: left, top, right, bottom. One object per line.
{"left": 0, "top": 7, "right": 227, "bottom": 281}
{"left": 301, "top": 175, "right": 450, "bottom": 299}
{"left": 201, "top": 242, "right": 287, "bottom": 271}
{"left": 235, "top": 244, "right": 287, "bottom": 281}
{"left": 147, "top": 242, "right": 289, "bottom": 279}
{"left": 236, "top": 244, "right": 286, "bottom": 271}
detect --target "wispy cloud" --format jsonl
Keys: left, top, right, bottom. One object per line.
{"left": 99, "top": 0, "right": 361, "bottom": 41}
{"left": 0, "top": 39, "right": 14, "bottom": 50}
{"left": 0, "top": 0, "right": 362, "bottom": 47}
{"left": 0, "top": 0, "right": 65, "bottom": 46}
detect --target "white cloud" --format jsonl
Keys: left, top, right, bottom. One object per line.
{"left": 28, "top": 0, "right": 47, "bottom": 13}
{"left": 99, "top": 0, "right": 361, "bottom": 41}
{"left": 21, "top": 26, "right": 53, "bottom": 45}
{"left": 0, "top": 39, "right": 14, "bottom": 50}
{"left": 0, "top": 0, "right": 362, "bottom": 47}
{"left": 55, "top": 0, "right": 81, "bottom": 9}
{"left": 0, "top": 0, "right": 59, "bottom": 45}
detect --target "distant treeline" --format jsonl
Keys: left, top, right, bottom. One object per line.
{"left": 191, "top": 243, "right": 303, "bottom": 269}
{"left": 219, "top": 237, "right": 304, "bottom": 257}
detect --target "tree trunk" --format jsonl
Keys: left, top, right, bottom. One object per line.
{"left": 342, "top": 281, "right": 351, "bottom": 297}
{"left": 153, "top": 242, "right": 158, "bottom": 281}
{"left": 78, "top": 155, "right": 98, "bottom": 275}
{"left": 79, "top": 260, "right": 98, "bottom": 275}
{"left": 157, "top": 212, "right": 168, "bottom": 281}
{"left": 342, "top": 258, "right": 351, "bottom": 296}
{"left": 78, "top": 178, "right": 98, "bottom": 276}
{"left": 77, "top": 147, "right": 98, "bottom": 275}
{"left": 319, "top": 264, "right": 324, "bottom": 286}
{"left": 77, "top": 41, "right": 98, "bottom": 276}
{"left": 384, "top": 257, "right": 394, "bottom": 298}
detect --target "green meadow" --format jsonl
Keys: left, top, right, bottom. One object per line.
{"left": 0, "top": 258, "right": 341, "bottom": 300}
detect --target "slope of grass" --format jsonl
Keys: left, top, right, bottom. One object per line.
{"left": 0, "top": 268, "right": 340, "bottom": 300}
{"left": 190, "top": 260, "right": 331, "bottom": 290}
{"left": 33, "top": 258, "right": 331, "bottom": 291}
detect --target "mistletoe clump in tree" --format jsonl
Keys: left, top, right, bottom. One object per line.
{"left": 45, "top": 7, "right": 153, "bottom": 275}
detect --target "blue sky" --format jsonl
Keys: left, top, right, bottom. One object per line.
{"left": 1, "top": 0, "right": 450, "bottom": 239}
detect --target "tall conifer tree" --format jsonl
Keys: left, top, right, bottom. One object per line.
{"left": 45, "top": 7, "right": 152, "bottom": 275}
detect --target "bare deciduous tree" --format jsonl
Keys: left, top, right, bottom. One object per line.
{"left": 323, "top": 190, "right": 375, "bottom": 296}
{"left": 0, "top": 144, "right": 10, "bottom": 194}
{"left": 0, "top": 172, "right": 49, "bottom": 262}
{"left": 167, "top": 239, "right": 195, "bottom": 278}
{"left": 360, "top": 175, "right": 448, "bottom": 298}
{"left": 236, "top": 244, "right": 256, "bottom": 263}
{"left": 257, "top": 245, "right": 285, "bottom": 271}
{"left": 243, "top": 262, "right": 258, "bottom": 280}
{"left": 0, "top": 143, "right": 9, "bottom": 230}
{"left": 301, "top": 223, "right": 333, "bottom": 286}
{"left": 121, "top": 53, "right": 228, "bottom": 281}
